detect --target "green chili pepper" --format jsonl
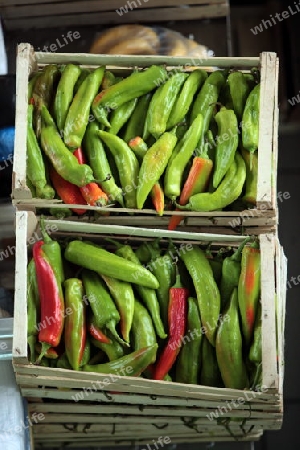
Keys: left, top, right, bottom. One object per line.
{"left": 175, "top": 297, "right": 202, "bottom": 385}
{"left": 164, "top": 114, "right": 203, "bottom": 200}
{"left": 80, "top": 337, "right": 91, "bottom": 367}
{"left": 167, "top": 69, "right": 207, "bottom": 129}
{"left": 179, "top": 245, "right": 220, "bottom": 346}
{"left": 91, "top": 336, "right": 124, "bottom": 361}
{"left": 65, "top": 240, "right": 159, "bottom": 289}
{"left": 64, "top": 278, "right": 86, "bottom": 371}
{"left": 101, "top": 275, "right": 135, "bottom": 345}
{"left": 128, "top": 136, "right": 148, "bottom": 162}
{"left": 135, "top": 240, "right": 161, "bottom": 264}
{"left": 27, "top": 259, "right": 40, "bottom": 363}
{"left": 27, "top": 105, "right": 55, "bottom": 199}
{"left": 144, "top": 72, "right": 188, "bottom": 139}
{"left": 57, "top": 353, "right": 72, "bottom": 370}
{"left": 205, "top": 247, "right": 224, "bottom": 286}
{"left": 227, "top": 71, "right": 252, "bottom": 122}
{"left": 111, "top": 241, "right": 166, "bottom": 339}
{"left": 137, "top": 130, "right": 177, "bottom": 209}
{"left": 32, "top": 64, "right": 60, "bottom": 138}
{"left": 131, "top": 299, "right": 157, "bottom": 351}
{"left": 92, "top": 66, "right": 167, "bottom": 127}
{"left": 73, "top": 68, "right": 90, "bottom": 94}
{"left": 40, "top": 217, "right": 65, "bottom": 285}
{"left": 64, "top": 66, "right": 105, "bottom": 149}
{"left": 98, "top": 130, "right": 139, "bottom": 208}
{"left": 190, "top": 70, "right": 226, "bottom": 152}
{"left": 83, "top": 344, "right": 158, "bottom": 376}
{"left": 84, "top": 122, "right": 124, "bottom": 206}
{"left": 220, "top": 237, "right": 251, "bottom": 308}
{"left": 81, "top": 269, "right": 124, "bottom": 346}
{"left": 109, "top": 98, "right": 138, "bottom": 135}
{"left": 242, "top": 84, "right": 260, "bottom": 157}
{"left": 146, "top": 246, "right": 176, "bottom": 331}
{"left": 249, "top": 302, "right": 262, "bottom": 365}
{"left": 53, "top": 64, "right": 81, "bottom": 133}
{"left": 123, "top": 94, "right": 152, "bottom": 143}
{"left": 200, "top": 336, "right": 223, "bottom": 387}
{"left": 178, "top": 152, "right": 246, "bottom": 212}
{"left": 40, "top": 106, "right": 95, "bottom": 187}
{"left": 216, "top": 288, "right": 249, "bottom": 389}
{"left": 242, "top": 148, "right": 258, "bottom": 205}
{"left": 101, "top": 70, "right": 116, "bottom": 90}
{"left": 213, "top": 107, "right": 239, "bottom": 188}
{"left": 28, "top": 73, "right": 41, "bottom": 103}
{"left": 49, "top": 206, "right": 72, "bottom": 219}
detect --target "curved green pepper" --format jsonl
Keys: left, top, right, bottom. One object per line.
{"left": 227, "top": 71, "right": 252, "bottom": 122}
{"left": 128, "top": 136, "right": 148, "bottom": 162}
{"left": 178, "top": 152, "right": 246, "bottom": 212}
{"left": 167, "top": 69, "right": 207, "bottom": 129}
{"left": 40, "top": 217, "right": 65, "bottom": 285}
{"left": 213, "top": 107, "right": 239, "bottom": 188}
{"left": 53, "top": 64, "right": 81, "bottom": 133}
{"left": 249, "top": 302, "right": 262, "bottom": 365}
{"left": 91, "top": 336, "right": 124, "bottom": 361}
{"left": 200, "top": 337, "right": 223, "bottom": 387}
{"left": 83, "top": 122, "right": 124, "bottom": 206}
{"left": 242, "top": 148, "right": 258, "bottom": 205}
{"left": 28, "top": 73, "right": 41, "bottom": 103}
{"left": 27, "top": 259, "right": 40, "bottom": 363}
{"left": 123, "top": 93, "right": 152, "bottom": 143}
{"left": 216, "top": 288, "right": 249, "bottom": 389}
{"left": 98, "top": 130, "right": 139, "bottom": 208}
{"left": 242, "top": 83, "right": 260, "bottom": 155}
{"left": 131, "top": 299, "right": 157, "bottom": 351}
{"left": 74, "top": 68, "right": 90, "bottom": 94}
{"left": 144, "top": 72, "right": 188, "bottom": 139}
{"left": 109, "top": 98, "right": 138, "bottom": 135}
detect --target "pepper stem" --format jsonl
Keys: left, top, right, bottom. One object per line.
{"left": 231, "top": 236, "right": 251, "bottom": 262}
{"left": 105, "top": 238, "right": 122, "bottom": 249}
{"left": 172, "top": 271, "right": 183, "bottom": 289}
{"left": 35, "top": 342, "right": 52, "bottom": 364}
{"left": 40, "top": 216, "right": 52, "bottom": 244}
{"left": 106, "top": 321, "right": 130, "bottom": 347}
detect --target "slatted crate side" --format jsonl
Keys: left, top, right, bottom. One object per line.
{"left": 1, "top": 0, "right": 229, "bottom": 29}
{"left": 12, "top": 44, "right": 277, "bottom": 229}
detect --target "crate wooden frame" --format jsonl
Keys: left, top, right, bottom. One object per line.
{"left": 0, "top": 0, "right": 229, "bottom": 30}
{"left": 12, "top": 211, "right": 286, "bottom": 445}
{"left": 12, "top": 44, "right": 279, "bottom": 233}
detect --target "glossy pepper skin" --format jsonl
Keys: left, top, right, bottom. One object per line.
{"left": 109, "top": 98, "right": 138, "bottom": 135}
{"left": 220, "top": 237, "right": 251, "bottom": 308}
{"left": 83, "top": 344, "right": 158, "bottom": 376}
{"left": 65, "top": 240, "right": 159, "bottom": 289}
{"left": 238, "top": 241, "right": 261, "bottom": 346}
{"left": 80, "top": 337, "right": 91, "bottom": 367}
{"left": 216, "top": 288, "right": 249, "bottom": 389}
{"left": 113, "top": 241, "right": 166, "bottom": 339}
{"left": 175, "top": 297, "right": 202, "bottom": 385}
{"left": 167, "top": 69, "right": 207, "bottom": 129}
{"left": 213, "top": 107, "right": 239, "bottom": 188}
{"left": 153, "top": 274, "right": 188, "bottom": 380}
{"left": 74, "top": 68, "right": 90, "bottom": 94}
{"left": 81, "top": 270, "right": 123, "bottom": 345}
{"left": 27, "top": 105, "right": 55, "bottom": 200}
{"left": 101, "top": 275, "right": 135, "bottom": 345}
{"left": 147, "top": 247, "right": 176, "bottom": 332}
{"left": 64, "top": 66, "right": 105, "bottom": 149}
{"left": 137, "top": 130, "right": 177, "bottom": 209}
{"left": 33, "top": 241, "right": 64, "bottom": 361}
{"left": 64, "top": 278, "right": 86, "bottom": 371}
{"left": 179, "top": 152, "right": 246, "bottom": 212}
{"left": 179, "top": 245, "right": 220, "bottom": 346}
{"left": 88, "top": 315, "right": 111, "bottom": 345}
{"left": 249, "top": 301, "right": 262, "bottom": 364}
{"left": 98, "top": 130, "right": 139, "bottom": 209}
{"left": 27, "top": 259, "right": 40, "bottom": 363}
{"left": 242, "top": 148, "right": 258, "bottom": 205}
{"left": 40, "top": 217, "right": 65, "bottom": 285}
{"left": 131, "top": 299, "right": 157, "bottom": 351}
{"left": 242, "top": 84, "right": 260, "bottom": 155}
{"left": 190, "top": 70, "right": 226, "bottom": 152}
{"left": 200, "top": 336, "right": 223, "bottom": 387}
{"left": 83, "top": 122, "right": 124, "bottom": 206}
{"left": 91, "top": 336, "right": 124, "bottom": 362}
{"left": 227, "top": 71, "right": 252, "bottom": 121}
{"left": 164, "top": 114, "right": 203, "bottom": 200}
{"left": 92, "top": 66, "right": 167, "bottom": 126}
{"left": 53, "top": 64, "right": 81, "bottom": 133}
{"left": 73, "top": 147, "right": 108, "bottom": 207}
{"left": 128, "top": 136, "right": 148, "bottom": 162}
{"left": 123, "top": 93, "right": 152, "bottom": 143}
{"left": 49, "top": 166, "right": 87, "bottom": 215}
{"left": 40, "top": 105, "right": 95, "bottom": 187}
{"left": 144, "top": 72, "right": 188, "bottom": 139}
{"left": 28, "top": 73, "right": 40, "bottom": 103}
{"left": 151, "top": 182, "right": 164, "bottom": 216}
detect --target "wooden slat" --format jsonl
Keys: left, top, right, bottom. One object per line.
{"left": 0, "top": 0, "right": 226, "bottom": 7}
{"left": 4, "top": 5, "right": 229, "bottom": 29}
{"left": 2, "top": 0, "right": 228, "bottom": 18}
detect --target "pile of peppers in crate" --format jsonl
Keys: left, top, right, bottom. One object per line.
{"left": 27, "top": 221, "right": 262, "bottom": 389}
{"left": 27, "top": 63, "right": 260, "bottom": 224}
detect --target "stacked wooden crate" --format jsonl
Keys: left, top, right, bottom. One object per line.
{"left": 12, "top": 43, "right": 286, "bottom": 448}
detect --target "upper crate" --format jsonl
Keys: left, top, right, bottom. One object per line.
{"left": 12, "top": 43, "right": 279, "bottom": 234}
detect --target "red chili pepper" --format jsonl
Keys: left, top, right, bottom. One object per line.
{"left": 153, "top": 273, "right": 188, "bottom": 380}
{"left": 151, "top": 182, "right": 164, "bottom": 216}
{"left": 168, "top": 156, "right": 213, "bottom": 230}
{"left": 73, "top": 147, "right": 108, "bottom": 207}
{"left": 49, "top": 166, "right": 87, "bottom": 215}
{"left": 88, "top": 318, "right": 111, "bottom": 345}
{"left": 33, "top": 241, "right": 64, "bottom": 362}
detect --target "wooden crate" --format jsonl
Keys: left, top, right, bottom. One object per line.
{"left": 12, "top": 43, "right": 279, "bottom": 233}
{"left": 12, "top": 211, "right": 286, "bottom": 445}
{"left": 0, "top": 0, "right": 229, "bottom": 30}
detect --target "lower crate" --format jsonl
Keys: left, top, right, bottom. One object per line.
{"left": 12, "top": 211, "right": 286, "bottom": 443}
